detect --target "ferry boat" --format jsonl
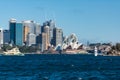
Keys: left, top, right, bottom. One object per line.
{"left": 3, "top": 47, "right": 24, "bottom": 56}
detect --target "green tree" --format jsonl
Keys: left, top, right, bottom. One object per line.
{"left": 2, "top": 44, "right": 13, "bottom": 51}
{"left": 116, "top": 43, "right": 120, "bottom": 51}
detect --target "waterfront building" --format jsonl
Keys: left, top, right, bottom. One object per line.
{"left": 9, "top": 18, "right": 16, "bottom": 44}
{"left": 41, "top": 33, "right": 48, "bottom": 52}
{"left": 23, "top": 26, "right": 29, "bottom": 43}
{"left": 62, "top": 33, "right": 82, "bottom": 50}
{"left": 26, "top": 33, "right": 36, "bottom": 46}
{"left": 9, "top": 19, "right": 24, "bottom": 46}
{"left": 53, "top": 28, "right": 63, "bottom": 47}
{"left": 15, "top": 23, "right": 23, "bottom": 46}
{"left": 44, "top": 26, "right": 50, "bottom": 46}
{"left": 3, "top": 30, "right": 10, "bottom": 44}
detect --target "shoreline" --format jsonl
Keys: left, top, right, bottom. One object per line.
{"left": 22, "top": 53, "right": 120, "bottom": 56}
{"left": 1, "top": 51, "right": 120, "bottom": 56}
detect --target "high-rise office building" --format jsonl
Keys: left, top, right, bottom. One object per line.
{"left": 3, "top": 30, "right": 10, "bottom": 44}
{"left": 22, "top": 20, "right": 36, "bottom": 34}
{"left": 41, "top": 24, "right": 47, "bottom": 33}
{"left": 23, "top": 26, "right": 29, "bottom": 43}
{"left": 9, "top": 19, "right": 23, "bottom": 46}
{"left": 41, "top": 33, "right": 48, "bottom": 52}
{"left": 34, "top": 23, "right": 41, "bottom": 36}
{"left": 36, "top": 34, "right": 41, "bottom": 45}
{"left": 0, "top": 28, "right": 3, "bottom": 45}
{"left": 42, "top": 20, "right": 55, "bottom": 43}
{"left": 26, "top": 33, "right": 36, "bottom": 46}
{"left": 53, "top": 28, "right": 63, "bottom": 47}
{"left": 49, "top": 20, "right": 55, "bottom": 40}
{"left": 9, "top": 18, "right": 16, "bottom": 44}
{"left": 15, "top": 23, "right": 23, "bottom": 46}
{"left": 41, "top": 25, "right": 45, "bottom": 33}
{"left": 44, "top": 26, "right": 50, "bottom": 46}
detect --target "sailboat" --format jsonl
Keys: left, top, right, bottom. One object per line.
{"left": 94, "top": 46, "right": 98, "bottom": 56}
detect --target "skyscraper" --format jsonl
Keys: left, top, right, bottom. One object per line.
{"left": 44, "top": 26, "right": 50, "bottom": 46}
{"left": 9, "top": 19, "right": 23, "bottom": 46}
{"left": 3, "top": 30, "right": 10, "bottom": 44}
{"left": 34, "top": 23, "right": 41, "bottom": 36}
{"left": 36, "top": 34, "right": 41, "bottom": 45}
{"left": 42, "top": 20, "right": 55, "bottom": 44}
{"left": 22, "top": 20, "right": 36, "bottom": 34}
{"left": 23, "top": 26, "right": 29, "bottom": 43}
{"left": 41, "top": 33, "right": 48, "bottom": 52}
{"left": 53, "top": 28, "right": 63, "bottom": 47}
{"left": 15, "top": 23, "right": 23, "bottom": 46}
{"left": 49, "top": 20, "right": 55, "bottom": 40}
{"left": 26, "top": 33, "right": 36, "bottom": 46}
{"left": 9, "top": 18, "right": 16, "bottom": 44}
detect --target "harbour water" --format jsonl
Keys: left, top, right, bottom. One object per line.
{"left": 0, "top": 54, "right": 120, "bottom": 80}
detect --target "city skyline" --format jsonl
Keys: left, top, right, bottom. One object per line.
{"left": 0, "top": 0, "right": 120, "bottom": 43}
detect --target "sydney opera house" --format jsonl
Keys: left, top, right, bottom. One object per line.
{"left": 62, "top": 33, "right": 82, "bottom": 50}
{"left": 56, "top": 33, "right": 87, "bottom": 54}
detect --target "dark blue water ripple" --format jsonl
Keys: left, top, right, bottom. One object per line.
{"left": 0, "top": 54, "right": 120, "bottom": 80}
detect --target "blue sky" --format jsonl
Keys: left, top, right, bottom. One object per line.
{"left": 0, "top": 0, "right": 120, "bottom": 43}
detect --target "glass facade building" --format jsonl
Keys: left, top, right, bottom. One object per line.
{"left": 3, "top": 30, "right": 10, "bottom": 44}
{"left": 53, "top": 28, "right": 63, "bottom": 47}
{"left": 15, "top": 23, "right": 23, "bottom": 46}
{"left": 10, "top": 19, "right": 24, "bottom": 46}
{"left": 9, "top": 19, "right": 16, "bottom": 44}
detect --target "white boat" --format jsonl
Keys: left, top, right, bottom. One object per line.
{"left": 94, "top": 46, "right": 98, "bottom": 56}
{"left": 3, "top": 47, "right": 24, "bottom": 56}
